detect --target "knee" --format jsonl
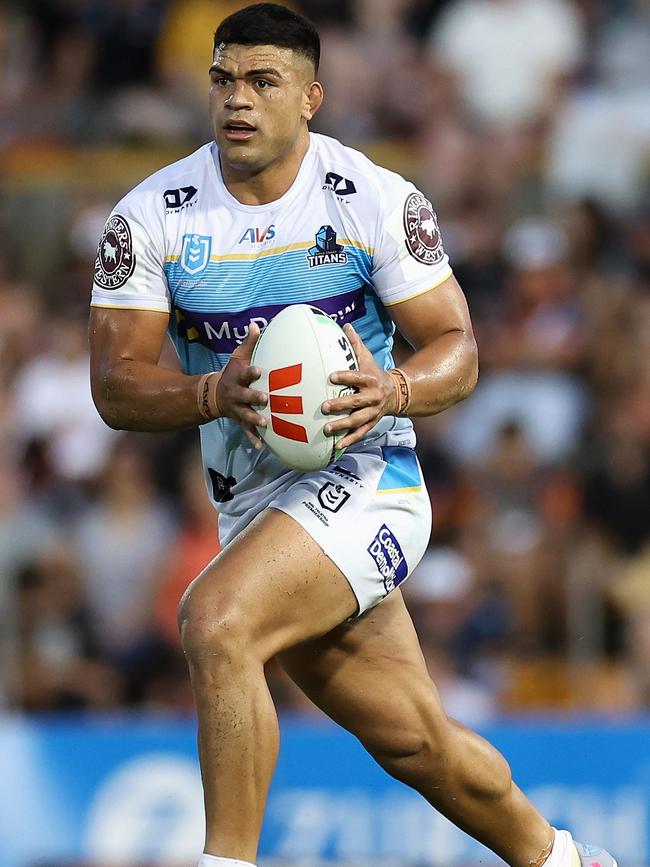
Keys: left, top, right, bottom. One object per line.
{"left": 177, "top": 579, "right": 250, "bottom": 670}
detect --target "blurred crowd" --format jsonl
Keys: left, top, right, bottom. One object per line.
{"left": 0, "top": 0, "right": 649, "bottom": 720}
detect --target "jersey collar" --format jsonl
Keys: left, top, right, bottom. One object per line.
{"left": 208, "top": 136, "right": 316, "bottom": 213}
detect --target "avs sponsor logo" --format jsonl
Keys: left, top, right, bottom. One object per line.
{"left": 317, "top": 482, "right": 350, "bottom": 513}
{"left": 238, "top": 225, "right": 276, "bottom": 245}
{"left": 94, "top": 214, "right": 136, "bottom": 289}
{"left": 368, "top": 524, "right": 408, "bottom": 593}
{"left": 403, "top": 192, "right": 444, "bottom": 265}
{"left": 307, "top": 225, "right": 348, "bottom": 269}
{"left": 172, "top": 287, "right": 366, "bottom": 353}
{"left": 180, "top": 233, "right": 211, "bottom": 275}
{"left": 163, "top": 185, "right": 198, "bottom": 212}
{"left": 207, "top": 468, "right": 236, "bottom": 503}
{"left": 323, "top": 172, "right": 356, "bottom": 201}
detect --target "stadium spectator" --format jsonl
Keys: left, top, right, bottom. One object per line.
{"left": 427, "top": 0, "right": 585, "bottom": 129}
{"left": 0, "top": 449, "right": 58, "bottom": 707}
{"left": 13, "top": 545, "right": 121, "bottom": 710}
{"left": 10, "top": 318, "right": 117, "bottom": 482}
{"left": 445, "top": 217, "right": 590, "bottom": 464}
{"left": 154, "top": 446, "right": 221, "bottom": 648}
{"left": 545, "top": 0, "right": 650, "bottom": 211}
{"left": 72, "top": 442, "right": 174, "bottom": 660}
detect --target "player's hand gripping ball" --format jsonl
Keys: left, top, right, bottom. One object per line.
{"left": 251, "top": 304, "right": 358, "bottom": 471}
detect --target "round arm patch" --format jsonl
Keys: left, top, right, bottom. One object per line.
{"left": 94, "top": 214, "right": 137, "bottom": 289}
{"left": 403, "top": 192, "right": 444, "bottom": 266}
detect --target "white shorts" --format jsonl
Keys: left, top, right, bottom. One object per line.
{"left": 269, "top": 444, "right": 432, "bottom": 615}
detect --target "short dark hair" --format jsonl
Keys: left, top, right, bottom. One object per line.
{"left": 213, "top": 3, "right": 320, "bottom": 73}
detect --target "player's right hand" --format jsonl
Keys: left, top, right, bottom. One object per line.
{"left": 216, "top": 322, "right": 268, "bottom": 449}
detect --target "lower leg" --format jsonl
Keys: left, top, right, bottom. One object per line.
{"left": 189, "top": 655, "right": 278, "bottom": 862}
{"left": 376, "top": 716, "right": 552, "bottom": 867}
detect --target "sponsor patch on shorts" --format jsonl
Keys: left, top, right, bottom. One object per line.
{"left": 367, "top": 524, "right": 408, "bottom": 593}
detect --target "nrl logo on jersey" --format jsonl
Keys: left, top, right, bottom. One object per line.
{"left": 180, "top": 233, "right": 211, "bottom": 275}
{"left": 306, "top": 225, "right": 348, "bottom": 269}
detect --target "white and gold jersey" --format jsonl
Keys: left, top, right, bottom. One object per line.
{"left": 91, "top": 133, "right": 452, "bottom": 542}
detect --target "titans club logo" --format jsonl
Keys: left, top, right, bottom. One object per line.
{"left": 306, "top": 225, "right": 348, "bottom": 269}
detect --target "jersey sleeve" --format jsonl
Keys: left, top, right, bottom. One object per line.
{"left": 371, "top": 180, "right": 452, "bottom": 307}
{"left": 91, "top": 188, "right": 170, "bottom": 314}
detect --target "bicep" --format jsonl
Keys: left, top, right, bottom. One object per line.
{"left": 386, "top": 274, "right": 475, "bottom": 351}
{"left": 89, "top": 306, "right": 170, "bottom": 386}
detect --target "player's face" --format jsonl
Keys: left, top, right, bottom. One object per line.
{"left": 209, "top": 43, "right": 320, "bottom": 176}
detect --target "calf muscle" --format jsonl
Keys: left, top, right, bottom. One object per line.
{"left": 280, "top": 592, "right": 552, "bottom": 867}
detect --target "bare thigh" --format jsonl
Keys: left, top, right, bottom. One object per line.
{"left": 179, "top": 507, "right": 358, "bottom": 662}
{"left": 278, "top": 590, "right": 447, "bottom": 751}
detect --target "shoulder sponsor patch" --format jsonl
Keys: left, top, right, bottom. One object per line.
{"left": 94, "top": 214, "right": 136, "bottom": 289}
{"left": 403, "top": 192, "right": 444, "bottom": 265}
{"left": 323, "top": 172, "right": 357, "bottom": 199}
{"left": 163, "top": 185, "right": 198, "bottom": 212}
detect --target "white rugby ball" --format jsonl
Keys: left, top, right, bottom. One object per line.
{"left": 251, "top": 304, "right": 359, "bottom": 471}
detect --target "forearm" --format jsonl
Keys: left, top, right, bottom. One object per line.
{"left": 396, "top": 329, "right": 478, "bottom": 417}
{"left": 94, "top": 359, "right": 214, "bottom": 432}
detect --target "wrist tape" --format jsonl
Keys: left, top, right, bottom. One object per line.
{"left": 388, "top": 367, "right": 411, "bottom": 416}
{"left": 196, "top": 372, "right": 221, "bottom": 420}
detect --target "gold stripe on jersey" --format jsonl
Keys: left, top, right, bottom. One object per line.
{"left": 164, "top": 239, "right": 375, "bottom": 264}
{"left": 338, "top": 239, "right": 374, "bottom": 255}
{"left": 377, "top": 484, "right": 422, "bottom": 495}
{"left": 90, "top": 302, "right": 170, "bottom": 314}
{"left": 383, "top": 267, "right": 454, "bottom": 307}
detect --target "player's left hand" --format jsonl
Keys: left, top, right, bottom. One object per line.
{"left": 321, "top": 323, "right": 397, "bottom": 450}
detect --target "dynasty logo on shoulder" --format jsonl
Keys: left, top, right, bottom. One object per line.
{"left": 164, "top": 186, "right": 198, "bottom": 212}
{"left": 322, "top": 171, "right": 357, "bottom": 202}
{"left": 368, "top": 524, "right": 408, "bottom": 593}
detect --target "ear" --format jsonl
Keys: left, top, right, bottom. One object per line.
{"left": 302, "top": 81, "right": 324, "bottom": 122}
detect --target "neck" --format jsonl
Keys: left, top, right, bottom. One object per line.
{"left": 220, "top": 131, "right": 310, "bottom": 206}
